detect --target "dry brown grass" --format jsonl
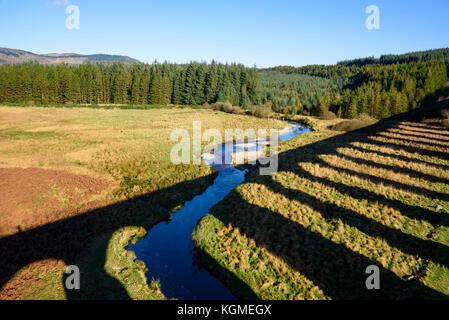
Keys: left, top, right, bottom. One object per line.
{"left": 0, "top": 105, "right": 285, "bottom": 300}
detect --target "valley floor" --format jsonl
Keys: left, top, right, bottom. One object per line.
{"left": 0, "top": 106, "right": 284, "bottom": 299}
{"left": 1, "top": 105, "right": 448, "bottom": 299}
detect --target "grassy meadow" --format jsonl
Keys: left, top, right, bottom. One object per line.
{"left": 1, "top": 104, "right": 449, "bottom": 300}
{"left": 193, "top": 119, "right": 449, "bottom": 299}
{"left": 0, "top": 105, "right": 284, "bottom": 300}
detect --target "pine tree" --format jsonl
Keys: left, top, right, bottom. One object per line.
{"left": 182, "top": 64, "right": 196, "bottom": 105}
{"left": 149, "top": 72, "right": 163, "bottom": 105}
{"left": 205, "top": 61, "right": 219, "bottom": 103}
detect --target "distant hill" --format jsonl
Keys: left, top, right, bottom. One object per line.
{"left": 0, "top": 47, "right": 140, "bottom": 65}
{"left": 337, "top": 47, "right": 449, "bottom": 67}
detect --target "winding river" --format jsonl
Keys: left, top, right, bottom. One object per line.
{"left": 128, "top": 124, "right": 311, "bottom": 300}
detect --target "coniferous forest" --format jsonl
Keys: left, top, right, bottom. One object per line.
{"left": 262, "top": 48, "right": 449, "bottom": 119}
{"left": 0, "top": 48, "right": 448, "bottom": 120}
{"left": 259, "top": 71, "right": 350, "bottom": 116}
{"left": 0, "top": 61, "right": 262, "bottom": 107}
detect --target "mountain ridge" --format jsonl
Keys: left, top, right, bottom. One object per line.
{"left": 0, "top": 47, "right": 140, "bottom": 65}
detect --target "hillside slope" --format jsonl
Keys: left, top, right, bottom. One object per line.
{"left": 0, "top": 47, "right": 140, "bottom": 65}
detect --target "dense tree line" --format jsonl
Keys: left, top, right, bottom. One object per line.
{"left": 338, "top": 48, "right": 449, "bottom": 69}
{"left": 1, "top": 49, "right": 447, "bottom": 122}
{"left": 260, "top": 49, "right": 449, "bottom": 120}
{"left": 0, "top": 61, "right": 262, "bottom": 106}
{"left": 322, "top": 60, "right": 448, "bottom": 119}
{"left": 263, "top": 48, "right": 449, "bottom": 80}
{"left": 259, "top": 71, "right": 349, "bottom": 115}
{"left": 261, "top": 64, "right": 360, "bottom": 80}
{"left": 261, "top": 60, "right": 447, "bottom": 119}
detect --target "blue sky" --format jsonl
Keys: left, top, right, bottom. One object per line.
{"left": 0, "top": 0, "right": 448, "bottom": 67}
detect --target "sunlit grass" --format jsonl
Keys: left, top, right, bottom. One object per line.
{"left": 0, "top": 105, "right": 285, "bottom": 300}
{"left": 194, "top": 119, "right": 449, "bottom": 299}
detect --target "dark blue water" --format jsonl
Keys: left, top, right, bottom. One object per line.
{"left": 129, "top": 124, "right": 310, "bottom": 300}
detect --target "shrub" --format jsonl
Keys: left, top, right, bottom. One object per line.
{"left": 65, "top": 101, "right": 74, "bottom": 106}
{"left": 330, "top": 120, "right": 371, "bottom": 132}
{"left": 210, "top": 101, "right": 229, "bottom": 111}
{"left": 252, "top": 105, "right": 272, "bottom": 118}
{"left": 319, "top": 110, "right": 337, "bottom": 120}
{"left": 233, "top": 107, "right": 246, "bottom": 115}
{"left": 221, "top": 101, "right": 234, "bottom": 113}
{"left": 211, "top": 101, "right": 244, "bottom": 115}
{"left": 27, "top": 100, "right": 35, "bottom": 106}
{"left": 296, "top": 117, "right": 316, "bottom": 130}
{"left": 356, "top": 113, "right": 377, "bottom": 123}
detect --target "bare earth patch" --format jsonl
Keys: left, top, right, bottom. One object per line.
{"left": 0, "top": 167, "right": 109, "bottom": 238}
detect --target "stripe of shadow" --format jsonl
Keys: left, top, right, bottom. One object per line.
{"left": 210, "top": 189, "right": 448, "bottom": 300}
{"left": 265, "top": 176, "right": 449, "bottom": 270}
{"left": 349, "top": 145, "right": 449, "bottom": 172}
{"left": 0, "top": 208, "right": 140, "bottom": 300}
{"left": 0, "top": 173, "right": 218, "bottom": 295}
{"left": 282, "top": 164, "right": 449, "bottom": 228}
{"left": 389, "top": 129, "right": 449, "bottom": 143}
{"left": 64, "top": 232, "right": 131, "bottom": 300}
{"left": 335, "top": 152, "right": 449, "bottom": 186}
{"left": 394, "top": 126, "right": 449, "bottom": 138}
{"left": 398, "top": 122, "right": 446, "bottom": 129}
{"left": 395, "top": 121, "right": 448, "bottom": 129}
{"left": 364, "top": 137, "right": 449, "bottom": 162}
{"left": 193, "top": 247, "right": 258, "bottom": 300}
{"left": 317, "top": 160, "right": 449, "bottom": 203}
{"left": 378, "top": 133, "right": 449, "bottom": 150}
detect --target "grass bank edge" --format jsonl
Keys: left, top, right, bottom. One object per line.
{"left": 76, "top": 167, "right": 220, "bottom": 300}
